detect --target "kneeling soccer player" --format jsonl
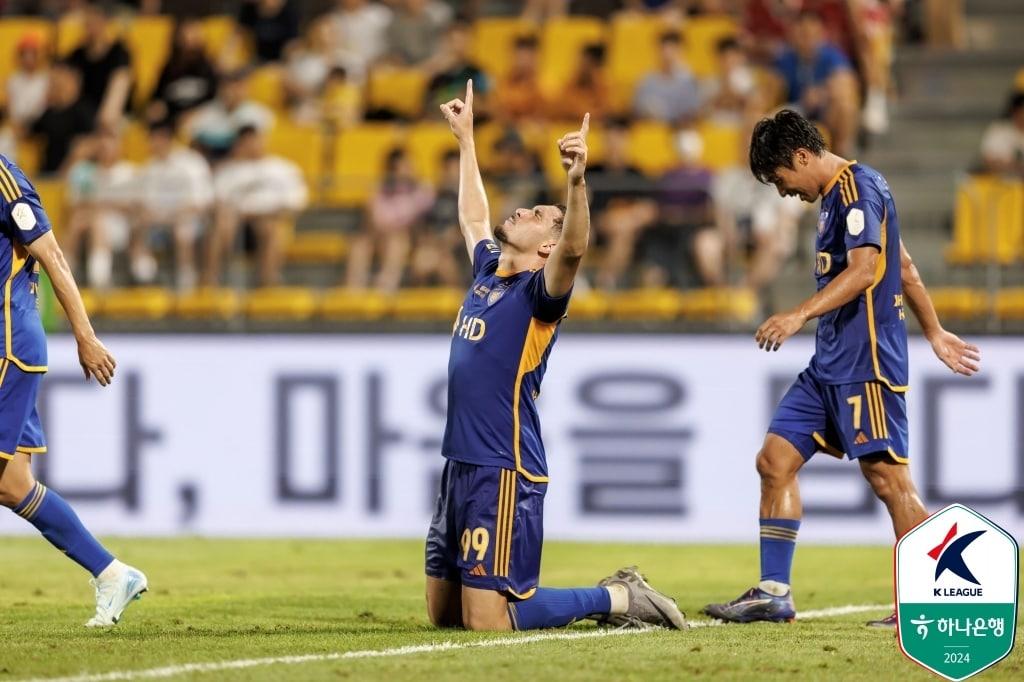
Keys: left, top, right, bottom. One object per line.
{"left": 424, "top": 81, "right": 685, "bottom": 632}
{"left": 0, "top": 153, "right": 147, "bottom": 626}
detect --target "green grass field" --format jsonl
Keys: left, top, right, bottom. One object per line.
{"left": 1, "top": 538, "right": 1020, "bottom": 681}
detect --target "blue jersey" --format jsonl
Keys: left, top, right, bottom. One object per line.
{"left": 441, "top": 239, "right": 572, "bottom": 483}
{"left": 810, "top": 161, "right": 908, "bottom": 390}
{"left": 0, "top": 157, "right": 51, "bottom": 373}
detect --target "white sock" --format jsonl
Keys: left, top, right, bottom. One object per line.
{"left": 605, "top": 583, "right": 629, "bottom": 614}
{"left": 96, "top": 559, "right": 126, "bottom": 582}
{"left": 758, "top": 580, "right": 790, "bottom": 597}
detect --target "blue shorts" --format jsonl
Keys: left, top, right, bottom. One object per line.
{"left": 0, "top": 359, "right": 47, "bottom": 460}
{"left": 768, "top": 366, "right": 908, "bottom": 464}
{"left": 425, "top": 459, "right": 546, "bottom": 600}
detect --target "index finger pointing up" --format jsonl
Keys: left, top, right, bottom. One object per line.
{"left": 580, "top": 112, "right": 590, "bottom": 137}
{"left": 466, "top": 79, "right": 474, "bottom": 109}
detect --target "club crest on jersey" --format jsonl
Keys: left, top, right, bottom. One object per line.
{"left": 818, "top": 210, "right": 829, "bottom": 235}
{"left": 487, "top": 286, "right": 507, "bottom": 306}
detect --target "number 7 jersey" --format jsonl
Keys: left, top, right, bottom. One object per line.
{"left": 810, "top": 161, "right": 908, "bottom": 391}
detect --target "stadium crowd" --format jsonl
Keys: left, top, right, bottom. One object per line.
{"left": 0, "top": 0, "right": 964, "bottom": 298}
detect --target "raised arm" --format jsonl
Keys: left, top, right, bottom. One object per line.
{"left": 544, "top": 114, "right": 591, "bottom": 297}
{"left": 439, "top": 80, "right": 492, "bottom": 260}
{"left": 756, "top": 245, "right": 878, "bottom": 351}
{"left": 900, "top": 239, "right": 981, "bottom": 375}
{"left": 25, "top": 231, "right": 115, "bottom": 385}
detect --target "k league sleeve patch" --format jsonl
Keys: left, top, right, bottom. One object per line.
{"left": 846, "top": 207, "right": 865, "bottom": 236}
{"left": 11, "top": 202, "right": 37, "bottom": 231}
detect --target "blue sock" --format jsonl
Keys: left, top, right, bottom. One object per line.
{"left": 13, "top": 482, "right": 115, "bottom": 578}
{"left": 508, "top": 587, "right": 611, "bottom": 630}
{"left": 759, "top": 518, "right": 800, "bottom": 587}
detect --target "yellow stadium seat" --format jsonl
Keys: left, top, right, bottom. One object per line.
{"left": 0, "top": 19, "right": 55, "bottom": 92}
{"left": 1016, "top": 67, "right": 1024, "bottom": 93}
{"left": 123, "top": 15, "right": 173, "bottom": 106}
{"left": 608, "top": 288, "right": 682, "bottom": 321}
{"left": 367, "top": 67, "right": 429, "bottom": 120}
{"left": 285, "top": 231, "right": 348, "bottom": 265}
{"left": 628, "top": 121, "right": 678, "bottom": 176}
{"left": 78, "top": 288, "right": 100, "bottom": 317}
{"left": 929, "top": 288, "right": 990, "bottom": 320}
{"left": 32, "top": 179, "right": 65, "bottom": 238}
{"left": 15, "top": 138, "right": 42, "bottom": 176}
{"left": 244, "top": 287, "right": 318, "bottom": 321}
{"left": 265, "top": 121, "right": 324, "bottom": 190}
{"left": 567, "top": 290, "right": 609, "bottom": 320}
{"left": 326, "top": 124, "right": 403, "bottom": 206}
{"left": 538, "top": 16, "right": 607, "bottom": 98}
{"left": 471, "top": 17, "right": 538, "bottom": 83}
{"left": 319, "top": 288, "right": 391, "bottom": 321}
{"left": 101, "top": 287, "right": 174, "bottom": 320}
{"left": 607, "top": 14, "right": 663, "bottom": 113}
{"left": 406, "top": 122, "right": 459, "bottom": 185}
{"left": 175, "top": 287, "right": 241, "bottom": 320}
{"left": 247, "top": 64, "right": 285, "bottom": 111}
{"left": 948, "top": 176, "right": 1024, "bottom": 265}
{"left": 56, "top": 11, "right": 84, "bottom": 57}
{"left": 392, "top": 287, "right": 464, "bottom": 321}
{"left": 682, "top": 16, "right": 738, "bottom": 78}
{"left": 678, "top": 287, "right": 757, "bottom": 322}
{"left": 697, "top": 120, "right": 742, "bottom": 171}
{"left": 120, "top": 119, "right": 150, "bottom": 163}
{"left": 994, "top": 288, "right": 1024, "bottom": 320}
{"left": 200, "top": 15, "right": 252, "bottom": 68}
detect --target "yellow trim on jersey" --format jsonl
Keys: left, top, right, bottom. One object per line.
{"left": 16, "top": 445, "right": 46, "bottom": 453}
{"left": 506, "top": 587, "right": 537, "bottom": 600}
{"left": 839, "top": 179, "right": 852, "bottom": 207}
{"left": 812, "top": 431, "right": 844, "bottom": 458}
{"left": 886, "top": 447, "right": 909, "bottom": 465}
{"left": 822, "top": 160, "right": 857, "bottom": 197}
{"left": 0, "top": 164, "right": 21, "bottom": 203}
{"left": 0, "top": 450, "right": 13, "bottom": 461}
{"left": 864, "top": 209, "right": 908, "bottom": 393}
{"left": 511, "top": 318, "right": 556, "bottom": 483}
{"left": 0, "top": 358, "right": 9, "bottom": 389}
{"left": 844, "top": 170, "right": 859, "bottom": 202}
{"left": 495, "top": 469, "right": 516, "bottom": 578}
{"left": 4, "top": 244, "right": 47, "bottom": 373}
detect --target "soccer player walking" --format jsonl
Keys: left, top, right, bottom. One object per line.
{"left": 425, "top": 81, "right": 685, "bottom": 631}
{"left": 704, "top": 110, "right": 981, "bottom": 626}
{"left": 0, "top": 156, "right": 147, "bottom": 626}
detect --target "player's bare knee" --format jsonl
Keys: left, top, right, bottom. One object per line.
{"left": 0, "top": 459, "right": 35, "bottom": 508}
{"left": 861, "top": 458, "right": 907, "bottom": 502}
{"left": 756, "top": 447, "right": 794, "bottom": 484}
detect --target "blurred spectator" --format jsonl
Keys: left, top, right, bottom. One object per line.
{"left": 489, "top": 131, "right": 546, "bottom": 229}
{"left": 283, "top": 16, "right": 336, "bottom": 124}
{"left": 135, "top": 121, "right": 214, "bottom": 291}
{"left": 345, "top": 147, "right": 434, "bottom": 292}
{"left": 642, "top": 129, "right": 720, "bottom": 287}
{"left": 521, "top": 0, "right": 567, "bottom": 21}
{"left": 923, "top": 0, "right": 963, "bottom": 49}
{"left": 744, "top": 0, "right": 855, "bottom": 62}
{"left": 410, "top": 149, "right": 461, "bottom": 286}
{"left": 702, "top": 36, "right": 761, "bottom": 126}
{"left": 237, "top": 0, "right": 300, "bottom": 64}
{"left": 633, "top": 31, "right": 702, "bottom": 124}
{"left": 28, "top": 62, "right": 94, "bottom": 174}
{"left": 423, "top": 20, "right": 490, "bottom": 115}
{"left": 851, "top": 0, "right": 897, "bottom": 134}
{"left": 385, "top": 0, "right": 453, "bottom": 67}
{"left": 64, "top": 127, "right": 138, "bottom": 289}
{"left": 322, "top": 67, "right": 364, "bottom": 128}
{"left": 147, "top": 17, "right": 218, "bottom": 126}
{"left": 494, "top": 35, "right": 544, "bottom": 123}
{"left": 587, "top": 118, "right": 657, "bottom": 290}
{"left": 547, "top": 43, "right": 608, "bottom": 122}
{"left": 774, "top": 11, "right": 858, "bottom": 156}
{"left": 328, "top": 0, "right": 394, "bottom": 82}
{"left": 980, "top": 93, "right": 1024, "bottom": 177}
{"left": 205, "top": 126, "right": 308, "bottom": 287}
{"left": 186, "top": 70, "right": 274, "bottom": 160}
{"left": 6, "top": 33, "right": 50, "bottom": 129}
{"left": 0, "top": 110, "right": 17, "bottom": 161}
{"left": 65, "top": 2, "right": 132, "bottom": 129}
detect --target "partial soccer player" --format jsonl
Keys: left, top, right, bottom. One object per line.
{"left": 425, "top": 81, "right": 685, "bottom": 632}
{"left": 703, "top": 110, "right": 981, "bottom": 626}
{"left": 0, "top": 155, "right": 147, "bottom": 626}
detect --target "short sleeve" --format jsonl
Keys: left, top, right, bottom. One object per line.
{"left": 842, "top": 177, "right": 884, "bottom": 253}
{"left": 525, "top": 270, "right": 572, "bottom": 324}
{"left": 472, "top": 238, "right": 501, "bottom": 278}
{"left": 818, "top": 45, "right": 851, "bottom": 80}
{"left": 2, "top": 167, "right": 52, "bottom": 245}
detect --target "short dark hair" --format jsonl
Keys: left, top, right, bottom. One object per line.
{"left": 551, "top": 204, "right": 566, "bottom": 236}
{"left": 582, "top": 43, "right": 605, "bottom": 63}
{"left": 716, "top": 36, "right": 740, "bottom": 54}
{"left": 1006, "top": 92, "right": 1024, "bottom": 117}
{"left": 514, "top": 34, "right": 539, "bottom": 50}
{"left": 659, "top": 31, "right": 682, "bottom": 46}
{"left": 749, "top": 109, "right": 826, "bottom": 184}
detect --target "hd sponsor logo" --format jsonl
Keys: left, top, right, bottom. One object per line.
{"left": 896, "top": 504, "right": 1019, "bottom": 681}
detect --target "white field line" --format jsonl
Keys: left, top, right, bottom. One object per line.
{"left": 21, "top": 603, "right": 891, "bottom": 682}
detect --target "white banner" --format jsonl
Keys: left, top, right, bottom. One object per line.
{"left": 0, "top": 334, "right": 1021, "bottom": 543}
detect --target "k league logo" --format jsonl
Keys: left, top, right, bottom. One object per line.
{"left": 896, "top": 504, "right": 1019, "bottom": 681}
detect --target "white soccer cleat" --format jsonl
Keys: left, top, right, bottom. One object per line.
{"left": 85, "top": 564, "right": 148, "bottom": 628}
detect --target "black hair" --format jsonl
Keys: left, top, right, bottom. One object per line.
{"left": 235, "top": 124, "right": 259, "bottom": 141}
{"left": 749, "top": 109, "right": 826, "bottom": 184}
{"left": 716, "top": 36, "right": 740, "bottom": 54}
{"left": 659, "top": 31, "right": 683, "bottom": 45}
{"left": 442, "top": 148, "right": 460, "bottom": 164}
{"left": 606, "top": 116, "right": 630, "bottom": 131}
{"left": 1006, "top": 91, "right": 1024, "bottom": 117}
{"left": 384, "top": 146, "right": 407, "bottom": 173}
{"left": 148, "top": 118, "right": 175, "bottom": 135}
{"left": 514, "top": 34, "right": 539, "bottom": 49}
{"left": 582, "top": 43, "right": 605, "bottom": 63}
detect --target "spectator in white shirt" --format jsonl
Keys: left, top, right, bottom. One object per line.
{"left": 980, "top": 93, "right": 1024, "bottom": 177}
{"left": 6, "top": 32, "right": 50, "bottom": 129}
{"left": 633, "top": 30, "right": 702, "bottom": 124}
{"left": 204, "top": 126, "right": 308, "bottom": 287}
{"left": 135, "top": 121, "right": 214, "bottom": 291}
{"left": 327, "top": 0, "right": 393, "bottom": 82}
{"left": 186, "top": 70, "right": 274, "bottom": 160}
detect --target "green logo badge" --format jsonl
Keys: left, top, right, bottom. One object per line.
{"left": 896, "top": 503, "right": 1019, "bottom": 680}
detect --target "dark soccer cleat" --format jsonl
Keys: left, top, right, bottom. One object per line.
{"left": 866, "top": 612, "right": 897, "bottom": 628}
{"left": 594, "top": 566, "right": 687, "bottom": 630}
{"left": 702, "top": 587, "right": 796, "bottom": 623}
